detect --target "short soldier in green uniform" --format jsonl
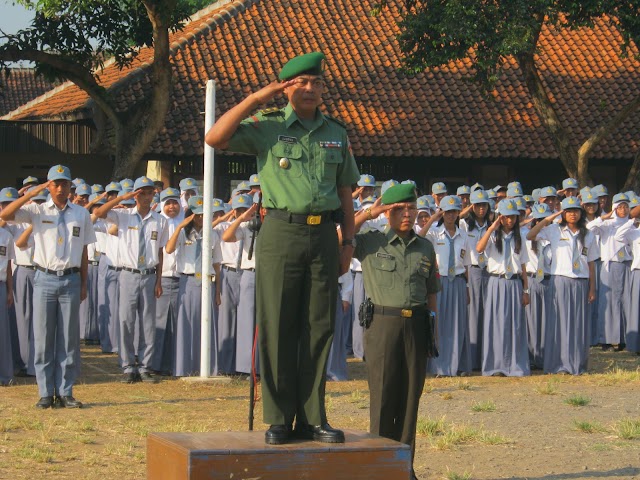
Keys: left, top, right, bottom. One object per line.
{"left": 206, "top": 52, "right": 360, "bottom": 445}
{"left": 354, "top": 184, "right": 441, "bottom": 480}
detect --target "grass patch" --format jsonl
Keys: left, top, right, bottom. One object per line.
{"left": 13, "top": 440, "right": 55, "bottom": 463}
{"left": 535, "top": 380, "right": 559, "bottom": 395}
{"left": 444, "top": 469, "right": 472, "bottom": 480}
{"left": 593, "top": 366, "right": 640, "bottom": 386}
{"left": 471, "top": 400, "right": 496, "bottom": 413}
{"left": 614, "top": 418, "right": 640, "bottom": 440}
{"left": 564, "top": 394, "right": 591, "bottom": 407}
{"left": 417, "top": 416, "right": 446, "bottom": 437}
{"left": 572, "top": 420, "right": 606, "bottom": 434}
{"left": 417, "top": 416, "right": 510, "bottom": 450}
{"left": 456, "top": 381, "right": 472, "bottom": 391}
{"left": 441, "top": 393, "right": 453, "bottom": 400}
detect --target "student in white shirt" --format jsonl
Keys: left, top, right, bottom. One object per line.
{"left": 614, "top": 217, "right": 640, "bottom": 354}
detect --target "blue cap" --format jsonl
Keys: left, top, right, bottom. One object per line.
{"left": 470, "top": 190, "right": 489, "bottom": 204}
{"left": 486, "top": 189, "right": 497, "bottom": 199}
{"left": 357, "top": 174, "right": 376, "bottom": 187}
{"left": 540, "top": 186, "right": 557, "bottom": 198}
{"left": 223, "top": 203, "right": 232, "bottom": 213}
{"left": 120, "top": 178, "right": 134, "bottom": 189}
{"left": 531, "top": 188, "right": 541, "bottom": 202}
{"left": 232, "top": 194, "right": 252, "bottom": 210}
{"left": 507, "top": 181, "right": 522, "bottom": 191}
{"left": 105, "top": 182, "right": 122, "bottom": 193}
{"left": 121, "top": 197, "right": 135, "bottom": 206}
{"left": 0, "top": 187, "right": 19, "bottom": 203}
{"left": 627, "top": 192, "right": 639, "bottom": 206}
{"left": 179, "top": 178, "right": 198, "bottom": 191}
{"left": 360, "top": 195, "right": 377, "bottom": 208}
{"left": 188, "top": 195, "right": 204, "bottom": 214}
{"left": 497, "top": 198, "right": 519, "bottom": 216}
{"left": 236, "top": 181, "right": 251, "bottom": 192}
{"left": 561, "top": 196, "right": 582, "bottom": 210}
{"left": 91, "top": 184, "right": 104, "bottom": 194}
{"left": 515, "top": 197, "right": 526, "bottom": 211}
{"left": 580, "top": 188, "right": 597, "bottom": 204}
{"left": 75, "top": 183, "right": 91, "bottom": 196}
{"left": 248, "top": 174, "right": 260, "bottom": 187}
{"left": 160, "top": 187, "right": 180, "bottom": 202}
{"left": 380, "top": 179, "right": 399, "bottom": 195}
{"left": 494, "top": 184, "right": 507, "bottom": 192}
{"left": 612, "top": 193, "right": 630, "bottom": 204}
{"left": 523, "top": 195, "right": 534, "bottom": 203}
{"left": 440, "top": 195, "right": 462, "bottom": 212}
{"left": 47, "top": 165, "right": 72, "bottom": 182}
{"left": 28, "top": 186, "right": 49, "bottom": 201}
{"left": 507, "top": 185, "right": 523, "bottom": 197}
{"left": 133, "top": 176, "right": 154, "bottom": 191}
{"left": 562, "top": 178, "right": 579, "bottom": 190}
{"left": 431, "top": 182, "right": 447, "bottom": 195}
{"left": 531, "top": 203, "right": 552, "bottom": 219}
{"left": 417, "top": 195, "right": 430, "bottom": 211}
{"left": 592, "top": 184, "right": 608, "bottom": 197}
{"left": 88, "top": 193, "right": 106, "bottom": 205}
{"left": 72, "top": 178, "right": 85, "bottom": 186}
{"left": 22, "top": 176, "right": 39, "bottom": 186}
{"left": 212, "top": 198, "right": 226, "bottom": 213}
{"left": 470, "top": 182, "right": 484, "bottom": 192}
{"left": 456, "top": 185, "right": 471, "bottom": 196}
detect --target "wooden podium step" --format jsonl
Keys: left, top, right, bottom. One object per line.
{"left": 147, "top": 429, "right": 411, "bottom": 479}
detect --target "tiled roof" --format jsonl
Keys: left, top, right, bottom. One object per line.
{"left": 3, "top": 0, "right": 639, "bottom": 160}
{"left": 0, "top": 68, "right": 59, "bottom": 116}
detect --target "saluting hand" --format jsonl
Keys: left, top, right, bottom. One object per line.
{"left": 251, "top": 80, "right": 297, "bottom": 105}
{"left": 179, "top": 214, "right": 196, "bottom": 229}
{"left": 489, "top": 215, "right": 503, "bottom": 232}
{"left": 28, "top": 181, "right": 51, "bottom": 197}
{"left": 238, "top": 203, "right": 258, "bottom": 222}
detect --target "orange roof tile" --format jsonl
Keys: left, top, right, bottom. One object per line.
{"left": 0, "top": 68, "right": 59, "bottom": 116}
{"left": 2, "top": 0, "right": 639, "bottom": 160}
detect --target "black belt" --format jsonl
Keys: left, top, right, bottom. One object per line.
{"left": 489, "top": 273, "right": 521, "bottom": 279}
{"left": 89, "top": 261, "right": 100, "bottom": 266}
{"left": 164, "top": 276, "right": 180, "bottom": 281}
{"left": 121, "top": 267, "right": 157, "bottom": 275}
{"left": 528, "top": 273, "right": 550, "bottom": 280}
{"left": 243, "top": 267, "right": 256, "bottom": 272}
{"left": 107, "top": 265, "right": 122, "bottom": 271}
{"left": 222, "top": 265, "right": 239, "bottom": 272}
{"left": 35, "top": 265, "right": 80, "bottom": 277}
{"left": 17, "top": 265, "right": 36, "bottom": 270}
{"left": 267, "top": 209, "right": 333, "bottom": 225}
{"left": 373, "top": 305, "right": 426, "bottom": 318}
{"left": 470, "top": 265, "right": 486, "bottom": 269}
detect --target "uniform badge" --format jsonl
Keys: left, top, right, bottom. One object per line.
{"left": 279, "top": 158, "right": 290, "bottom": 169}
{"left": 72, "top": 226, "right": 80, "bottom": 237}
{"left": 573, "top": 261, "right": 579, "bottom": 269}
{"left": 582, "top": 247, "right": 588, "bottom": 256}
{"left": 460, "top": 249, "right": 466, "bottom": 259}
{"left": 506, "top": 265, "right": 513, "bottom": 272}
{"left": 0, "top": 246, "right": 5, "bottom": 256}
{"left": 58, "top": 237, "right": 64, "bottom": 245}
{"left": 319, "top": 141, "right": 342, "bottom": 148}
{"left": 151, "top": 231, "right": 158, "bottom": 241}
{"left": 618, "top": 250, "right": 625, "bottom": 258}
{"left": 278, "top": 135, "right": 298, "bottom": 144}
{"left": 139, "top": 255, "right": 145, "bottom": 265}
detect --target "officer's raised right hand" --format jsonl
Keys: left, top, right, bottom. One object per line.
{"left": 251, "top": 80, "right": 296, "bottom": 105}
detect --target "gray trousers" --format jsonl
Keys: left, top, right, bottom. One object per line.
{"left": 118, "top": 270, "right": 157, "bottom": 374}
{"left": 79, "top": 263, "right": 100, "bottom": 341}
{"left": 0, "top": 282, "right": 12, "bottom": 384}
{"left": 152, "top": 276, "right": 180, "bottom": 373}
{"left": 12, "top": 265, "right": 35, "bottom": 374}
{"left": 236, "top": 269, "right": 258, "bottom": 374}
{"left": 351, "top": 271, "right": 365, "bottom": 359}
{"left": 217, "top": 267, "right": 242, "bottom": 374}
{"left": 32, "top": 271, "right": 81, "bottom": 397}
{"left": 98, "top": 259, "right": 120, "bottom": 353}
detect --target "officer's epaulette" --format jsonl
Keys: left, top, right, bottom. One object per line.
{"left": 259, "top": 107, "right": 281, "bottom": 116}
{"left": 325, "top": 114, "right": 347, "bottom": 128}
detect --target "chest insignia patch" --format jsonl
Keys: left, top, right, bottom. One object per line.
{"left": 151, "top": 231, "right": 158, "bottom": 241}
{"left": 278, "top": 135, "right": 298, "bottom": 144}
{"left": 72, "top": 226, "right": 80, "bottom": 237}
{"left": 0, "top": 246, "right": 5, "bottom": 256}
{"left": 319, "top": 141, "right": 342, "bottom": 148}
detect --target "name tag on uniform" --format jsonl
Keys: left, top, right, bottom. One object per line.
{"left": 376, "top": 252, "right": 394, "bottom": 260}
{"left": 72, "top": 226, "right": 80, "bottom": 237}
{"left": 319, "top": 141, "right": 342, "bottom": 148}
{"left": 42, "top": 220, "right": 54, "bottom": 224}
{"left": 278, "top": 135, "right": 298, "bottom": 144}
{"left": 128, "top": 226, "right": 139, "bottom": 231}
{"left": 468, "top": 234, "right": 476, "bottom": 238}
{"left": 560, "top": 238, "right": 569, "bottom": 241}
{"left": 0, "top": 246, "right": 5, "bottom": 256}
{"left": 436, "top": 242, "right": 445, "bottom": 246}
{"left": 151, "top": 231, "right": 158, "bottom": 241}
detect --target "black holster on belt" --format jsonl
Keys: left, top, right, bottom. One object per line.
{"left": 425, "top": 310, "right": 439, "bottom": 358}
{"left": 359, "top": 297, "right": 374, "bottom": 329}
{"left": 331, "top": 208, "right": 345, "bottom": 224}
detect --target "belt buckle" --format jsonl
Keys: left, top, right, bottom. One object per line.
{"left": 306, "top": 214, "right": 321, "bottom": 225}
{"left": 401, "top": 309, "right": 412, "bottom": 318}
{"left": 56, "top": 270, "right": 64, "bottom": 277}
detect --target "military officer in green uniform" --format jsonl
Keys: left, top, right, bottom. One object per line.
{"left": 206, "top": 52, "right": 360, "bottom": 445}
{"left": 353, "top": 184, "right": 441, "bottom": 480}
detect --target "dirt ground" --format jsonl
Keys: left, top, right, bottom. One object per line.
{"left": 0, "top": 346, "right": 639, "bottom": 480}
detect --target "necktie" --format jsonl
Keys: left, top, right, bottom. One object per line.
{"left": 477, "top": 224, "right": 487, "bottom": 269}
{"left": 504, "top": 234, "right": 513, "bottom": 279}
{"left": 572, "top": 234, "right": 581, "bottom": 274}
{"left": 194, "top": 234, "right": 202, "bottom": 286}
{"left": 235, "top": 238, "right": 244, "bottom": 270}
{"left": 447, "top": 235, "right": 456, "bottom": 282}
{"left": 56, "top": 207, "right": 67, "bottom": 258}
{"left": 137, "top": 214, "right": 146, "bottom": 268}
{"left": 534, "top": 244, "right": 547, "bottom": 282}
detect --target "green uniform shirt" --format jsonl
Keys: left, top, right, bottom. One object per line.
{"left": 226, "top": 103, "right": 360, "bottom": 214}
{"left": 354, "top": 226, "right": 441, "bottom": 308}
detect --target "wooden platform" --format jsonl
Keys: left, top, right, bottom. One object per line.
{"left": 147, "top": 430, "right": 411, "bottom": 479}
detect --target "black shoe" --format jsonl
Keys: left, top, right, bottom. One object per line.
{"left": 14, "top": 368, "right": 29, "bottom": 377}
{"left": 265, "top": 424, "right": 292, "bottom": 445}
{"left": 602, "top": 344, "right": 613, "bottom": 352}
{"left": 121, "top": 372, "right": 138, "bottom": 383}
{"left": 57, "top": 395, "right": 82, "bottom": 408}
{"left": 614, "top": 343, "right": 626, "bottom": 352}
{"left": 294, "top": 423, "right": 345, "bottom": 443}
{"left": 139, "top": 372, "right": 158, "bottom": 384}
{"left": 35, "top": 396, "right": 54, "bottom": 409}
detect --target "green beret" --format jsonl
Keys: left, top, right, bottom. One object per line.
{"left": 279, "top": 52, "right": 326, "bottom": 80}
{"left": 381, "top": 184, "right": 417, "bottom": 205}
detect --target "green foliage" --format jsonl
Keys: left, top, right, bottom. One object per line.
{"left": 393, "top": 0, "right": 640, "bottom": 89}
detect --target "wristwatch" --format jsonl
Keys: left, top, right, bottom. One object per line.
{"left": 342, "top": 238, "right": 357, "bottom": 248}
{"left": 523, "top": 288, "right": 530, "bottom": 294}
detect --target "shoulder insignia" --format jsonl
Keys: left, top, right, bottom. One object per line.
{"left": 325, "top": 115, "right": 346, "bottom": 128}
{"left": 259, "top": 107, "right": 281, "bottom": 115}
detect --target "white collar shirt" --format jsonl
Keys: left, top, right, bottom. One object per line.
{"left": 460, "top": 218, "right": 490, "bottom": 266}
{"left": 535, "top": 224, "right": 598, "bottom": 278}
{"left": 12, "top": 199, "right": 96, "bottom": 270}
{"left": 233, "top": 222, "right": 257, "bottom": 270}
{"left": 5, "top": 223, "right": 33, "bottom": 266}
{"left": 215, "top": 222, "right": 242, "bottom": 267}
{"left": 614, "top": 220, "right": 640, "bottom": 271}
{"left": 482, "top": 230, "right": 529, "bottom": 275}
{"left": 587, "top": 217, "right": 632, "bottom": 262}
{"left": 425, "top": 224, "right": 470, "bottom": 277}
{"left": 175, "top": 227, "right": 222, "bottom": 275}
{"left": 161, "top": 215, "right": 181, "bottom": 277}
{"left": 0, "top": 227, "right": 15, "bottom": 277}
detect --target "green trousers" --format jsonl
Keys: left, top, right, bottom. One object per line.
{"left": 255, "top": 215, "right": 338, "bottom": 425}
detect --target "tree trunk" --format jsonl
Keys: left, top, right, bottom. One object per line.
{"left": 517, "top": 50, "right": 584, "bottom": 183}
{"left": 623, "top": 148, "right": 640, "bottom": 192}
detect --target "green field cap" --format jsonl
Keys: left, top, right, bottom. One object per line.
{"left": 279, "top": 52, "right": 326, "bottom": 80}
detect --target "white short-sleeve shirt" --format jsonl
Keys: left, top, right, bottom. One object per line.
{"left": 535, "top": 224, "right": 598, "bottom": 278}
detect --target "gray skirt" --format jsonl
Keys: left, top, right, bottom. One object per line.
{"left": 525, "top": 275, "right": 551, "bottom": 369}
{"left": 597, "top": 261, "right": 630, "bottom": 345}
{"left": 589, "top": 259, "right": 602, "bottom": 346}
{"left": 236, "top": 269, "right": 258, "bottom": 374}
{"left": 0, "top": 284, "right": 12, "bottom": 384}
{"left": 544, "top": 276, "right": 590, "bottom": 375}
{"left": 467, "top": 266, "right": 488, "bottom": 370}
{"left": 428, "top": 276, "right": 470, "bottom": 376}
{"left": 482, "top": 276, "right": 530, "bottom": 376}
{"left": 79, "top": 263, "right": 100, "bottom": 341}
{"left": 626, "top": 269, "right": 640, "bottom": 352}
{"left": 327, "top": 289, "right": 349, "bottom": 381}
